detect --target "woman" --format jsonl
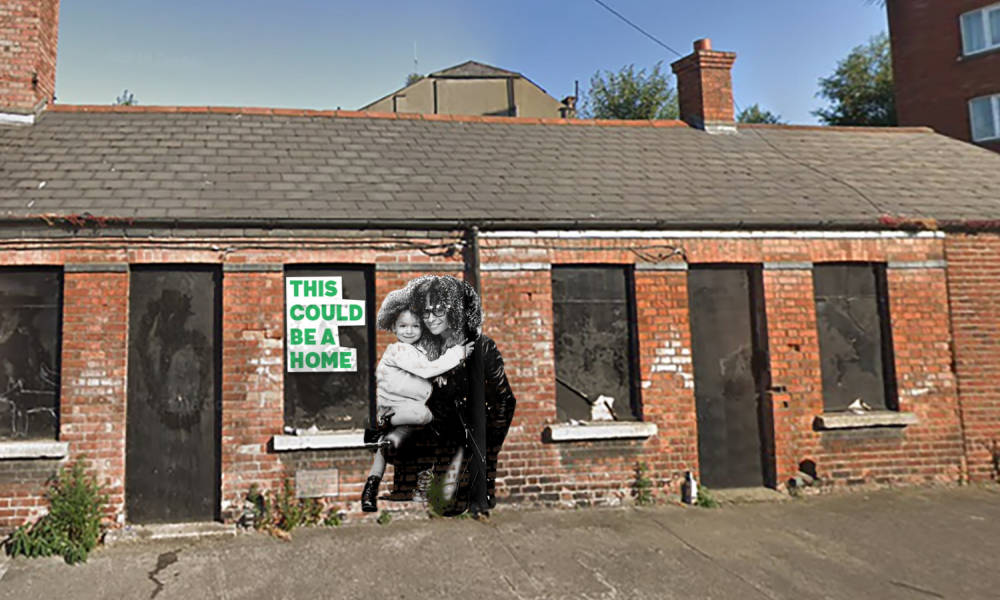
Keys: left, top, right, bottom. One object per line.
{"left": 410, "top": 275, "right": 518, "bottom": 512}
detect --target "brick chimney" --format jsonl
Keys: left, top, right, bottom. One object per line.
{"left": 670, "top": 39, "right": 737, "bottom": 133}
{"left": 0, "top": 0, "right": 60, "bottom": 124}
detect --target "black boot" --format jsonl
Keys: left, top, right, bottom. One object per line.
{"left": 361, "top": 475, "right": 381, "bottom": 513}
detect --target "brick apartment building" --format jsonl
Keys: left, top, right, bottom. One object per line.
{"left": 888, "top": 0, "right": 1000, "bottom": 151}
{"left": 2, "top": 1, "right": 1000, "bottom": 532}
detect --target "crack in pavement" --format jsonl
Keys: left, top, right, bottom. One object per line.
{"left": 648, "top": 515, "right": 780, "bottom": 600}
{"left": 889, "top": 580, "right": 945, "bottom": 598}
{"left": 147, "top": 549, "right": 181, "bottom": 599}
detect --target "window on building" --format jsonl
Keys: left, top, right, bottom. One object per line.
{"left": 961, "top": 4, "right": 1000, "bottom": 55}
{"left": 0, "top": 269, "right": 62, "bottom": 441}
{"left": 970, "top": 94, "right": 1000, "bottom": 142}
{"left": 551, "top": 266, "right": 640, "bottom": 422}
{"left": 284, "top": 266, "right": 375, "bottom": 431}
{"left": 812, "top": 263, "right": 897, "bottom": 413}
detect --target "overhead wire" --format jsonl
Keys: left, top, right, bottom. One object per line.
{"left": 589, "top": 0, "right": 683, "bottom": 58}
{"left": 587, "top": 0, "right": 891, "bottom": 218}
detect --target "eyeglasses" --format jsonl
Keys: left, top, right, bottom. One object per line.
{"left": 420, "top": 306, "right": 449, "bottom": 319}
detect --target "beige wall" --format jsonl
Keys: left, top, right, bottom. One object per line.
{"left": 365, "top": 77, "right": 565, "bottom": 118}
{"left": 512, "top": 78, "right": 565, "bottom": 118}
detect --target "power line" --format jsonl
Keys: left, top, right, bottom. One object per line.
{"left": 590, "top": 0, "right": 683, "bottom": 58}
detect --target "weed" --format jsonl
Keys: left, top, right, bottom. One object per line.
{"left": 377, "top": 510, "right": 392, "bottom": 526}
{"left": 633, "top": 462, "right": 654, "bottom": 506}
{"left": 988, "top": 440, "right": 1000, "bottom": 482}
{"left": 5, "top": 459, "right": 108, "bottom": 564}
{"left": 696, "top": 486, "right": 719, "bottom": 509}
{"left": 246, "top": 477, "right": 325, "bottom": 537}
{"left": 322, "top": 510, "right": 343, "bottom": 528}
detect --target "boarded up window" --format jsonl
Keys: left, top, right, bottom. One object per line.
{"left": 813, "top": 263, "right": 897, "bottom": 412}
{"left": 551, "top": 266, "right": 639, "bottom": 422}
{"left": 284, "top": 266, "right": 375, "bottom": 431}
{"left": 0, "top": 269, "right": 61, "bottom": 441}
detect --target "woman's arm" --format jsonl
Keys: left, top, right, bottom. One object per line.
{"left": 480, "top": 336, "right": 517, "bottom": 443}
{"left": 388, "top": 343, "right": 470, "bottom": 379}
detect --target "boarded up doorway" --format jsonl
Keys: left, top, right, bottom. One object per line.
{"left": 126, "top": 266, "right": 221, "bottom": 523}
{"left": 688, "top": 265, "right": 772, "bottom": 489}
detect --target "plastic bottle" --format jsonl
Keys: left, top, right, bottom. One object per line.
{"left": 682, "top": 471, "right": 699, "bottom": 505}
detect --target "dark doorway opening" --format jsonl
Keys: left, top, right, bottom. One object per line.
{"left": 126, "top": 266, "right": 222, "bottom": 523}
{"left": 687, "top": 265, "right": 773, "bottom": 489}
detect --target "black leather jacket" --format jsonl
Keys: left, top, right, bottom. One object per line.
{"left": 390, "top": 334, "right": 517, "bottom": 471}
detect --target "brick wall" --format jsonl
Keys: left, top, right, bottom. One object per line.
{"left": 671, "top": 40, "right": 737, "bottom": 127}
{"left": 0, "top": 0, "right": 60, "bottom": 114}
{"left": 946, "top": 234, "right": 1000, "bottom": 481}
{"left": 60, "top": 269, "right": 129, "bottom": 521}
{"left": 219, "top": 269, "right": 285, "bottom": 520}
{"left": 0, "top": 232, "right": 979, "bottom": 531}
{"left": 888, "top": 0, "right": 1000, "bottom": 150}
{"left": 757, "top": 252, "right": 961, "bottom": 489}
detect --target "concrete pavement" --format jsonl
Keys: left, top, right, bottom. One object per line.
{"left": 2, "top": 485, "right": 999, "bottom": 600}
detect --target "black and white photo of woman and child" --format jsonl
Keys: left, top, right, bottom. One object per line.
{"left": 361, "top": 275, "right": 517, "bottom": 517}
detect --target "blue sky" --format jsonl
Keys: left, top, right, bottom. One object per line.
{"left": 55, "top": 1, "right": 888, "bottom": 125}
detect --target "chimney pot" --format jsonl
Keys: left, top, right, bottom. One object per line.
{"left": 694, "top": 39, "right": 712, "bottom": 52}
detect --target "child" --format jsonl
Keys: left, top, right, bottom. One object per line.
{"left": 361, "top": 293, "right": 473, "bottom": 513}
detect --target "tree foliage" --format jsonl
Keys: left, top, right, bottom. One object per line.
{"left": 580, "top": 62, "right": 679, "bottom": 120}
{"left": 114, "top": 89, "right": 136, "bottom": 106}
{"left": 737, "top": 103, "right": 785, "bottom": 124}
{"left": 813, "top": 32, "right": 895, "bottom": 126}
{"left": 405, "top": 73, "right": 423, "bottom": 87}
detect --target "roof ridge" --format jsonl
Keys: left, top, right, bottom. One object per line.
{"left": 739, "top": 123, "right": 935, "bottom": 134}
{"left": 44, "top": 105, "right": 936, "bottom": 134}
{"left": 429, "top": 60, "right": 522, "bottom": 78}
{"left": 46, "top": 105, "right": 690, "bottom": 128}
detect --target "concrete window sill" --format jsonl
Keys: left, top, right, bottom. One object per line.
{"left": 813, "top": 411, "right": 919, "bottom": 431}
{"left": 272, "top": 430, "right": 367, "bottom": 452}
{"left": 958, "top": 46, "right": 1000, "bottom": 62}
{"left": 543, "top": 421, "right": 657, "bottom": 443}
{"left": 0, "top": 440, "right": 69, "bottom": 460}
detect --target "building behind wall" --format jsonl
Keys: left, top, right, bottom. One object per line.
{"left": 888, "top": 0, "right": 1000, "bottom": 151}
{"left": 360, "top": 60, "right": 577, "bottom": 119}
{"left": 3, "top": 0, "right": 1000, "bottom": 532}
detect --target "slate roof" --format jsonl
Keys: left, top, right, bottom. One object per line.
{"left": 1, "top": 106, "right": 1000, "bottom": 231}
{"left": 429, "top": 61, "right": 522, "bottom": 79}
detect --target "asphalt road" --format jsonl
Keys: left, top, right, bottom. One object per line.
{"left": 2, "top": 486, "right": 999, "bottom": 600}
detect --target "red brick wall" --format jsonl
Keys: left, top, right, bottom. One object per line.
{"left": 0, "top": 0, "right": 60, "bottom": 114}
{"left": 888, "top": 0, "right": 1000, "bottom": 150}
{"left": 0, "top": 232, "right": 978, "bottom": 531}
{"left": 219, "top": 269, "right": 285, "bottom": 519}
{"left": 946, "top": 234, "right": 1000, "bottom": 481}
{"left": 480, "top": 269, "right": 563, "bottom": 503}
{"left": 60, "top": 269, "right": 129, "bottom": 522}
{"left": 671, "top": 46, "right": 737, "bottom": 126}
{"left": 763, "top": 267, "right": 823, "bottom": 485}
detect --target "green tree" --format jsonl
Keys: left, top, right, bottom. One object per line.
{"left": 405, "top": 73, "right": 423, "bottom": 87}
{"left": 114, "top": 89, "right": 136, "bottom": 106}
{"left": 813, "top": 32, "right": 895, "bottom": 126}
{"left": 737, "top": 103, "right": 785, "bottom": 124}
{"left": 580, "top": 62, "right": 679, "bottom": 120}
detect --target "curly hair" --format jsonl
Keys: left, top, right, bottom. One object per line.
{"left": 375, "top": 284, "right": 425, "bottom": 336}
{"left": 411, "top": 275, "right": 483, "bottom": 360}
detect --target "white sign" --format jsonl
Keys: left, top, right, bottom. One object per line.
{"left": 285, "top": 277, "right": 366, "bottom": 372}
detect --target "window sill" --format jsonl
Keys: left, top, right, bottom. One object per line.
{"left": 543, "top": 421, "right": 657, "bottom": 443}
{"left": 958, "top": 45, "right": 1000, "bottom": 62}
{"left": 0, "top": 440, "right": 69, "bottom": 460}
{"left": 272, "top": 430, "right": 367, "bottom": 452}
{"left": 813, "top": 411, "right": 919, "bottom": 431}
